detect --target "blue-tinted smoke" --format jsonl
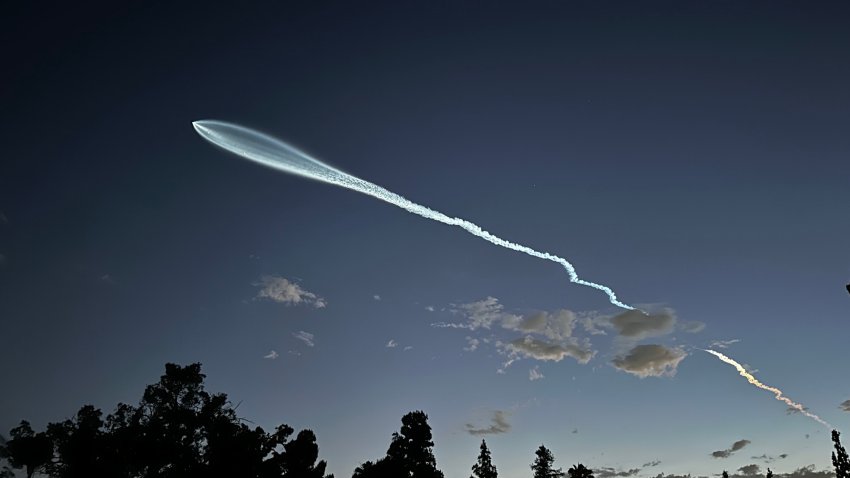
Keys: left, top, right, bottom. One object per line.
{"left": 193, "top": 120, "right": 637, "bottom": 311}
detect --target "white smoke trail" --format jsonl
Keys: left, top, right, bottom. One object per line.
{"left": 703, "top": 349, "right": 832, "bottom": 429}
{"left": 193, "top": 120, "right": 638, "bottom": 311}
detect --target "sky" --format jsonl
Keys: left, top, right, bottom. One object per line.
{"left": 1, "top": 1, "right": 850, "bottom": 477}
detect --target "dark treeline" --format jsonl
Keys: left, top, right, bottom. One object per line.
{"left": 1, "top": 363, "right": 849, "bottom": 478}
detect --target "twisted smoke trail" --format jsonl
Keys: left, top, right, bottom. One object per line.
{"left": 193, "top": 120, "right": 637, "bottom": 311}
{"left": 703, "top": 349, "right": 832, "bottom": 429}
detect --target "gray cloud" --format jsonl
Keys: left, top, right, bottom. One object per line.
{"left": 752, "top": 454, "right": 788, "bottom": 464}
{"left": 255, "top": 275, "right": 326, "bottom": 308}
{"left": 611, "top": 344, "right": 686, "bottom": 378}
{"left": 738, "top": 465, "right": 761, "bottom": 476}
{"left": 840, "top": 399, "right": 850, "bottom": 412}
{"left": 293, "top": 331, "right": 315, "bottom": 347}
{"left": 597, "top": 461, "right": 663, "bottom": 478}
{"left": 386, "top": 339, "right": 398, "bottom": 348}
{"left": 712, "top": 439, "right": 751, "bottom": 458}
{"left": 263, "top": 350, "right": 279, "bottom": 360}
{"left": 502, "top": 309, "right": 577, "bottom": 341}
{"left": 710, "top": 339, "right": 741, "bottom": 349}
{"left": 373, "top": 294, "right": 381, "bottom": 301}
{"left": 779, "top": 465, "right": 834, "bottom": 478}
{"left": 464, "top": 337, "right": 480, "bottom": 352}
{"left": 597, "top": 468, "right": 641, "bottom": 478}
{"left": 679, "top": 320, "right": 706, "bottom": 333}
{"left": 610, "top": 309, "right": 676, "bottom": 339}
{"left": 465, "top": 410, "right": 511, "bottom": 436}
{"left": 504, "top": 336, "right": 595, "bottom": 364}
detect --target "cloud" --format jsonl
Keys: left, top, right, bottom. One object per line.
{"left": 503, "top": 336, "right": 595, "bottom": 364}
{"left": 403, "top": 346, "right": 413, "bottom": 351}
{"left": 712, "top": 439, "right": 751, "bottom": 458}
{"left": 786, "top": 406, "right": 810, "bottom": 415}
{"left": 264, "top": 350, "right": 279, "bottom": 359}
{"left": 644, "top": 461, "right": 662, "bottom": 468}
{"left": 840, "top": 399, "right": 850, "bottom": 412}
{"left": 580, "top": 315, "right": 608, "bottom": 335}
{"left": 611, "top": 344, "right": 686, "bottom": 378}
{"left": 778, "top": 465, "right": 834, "bottom": 478}
{"left": 529, "top": 366, "right": 544, "bottom": 381}
{"left": 293, "top": 331, "right": 315, "bottom": 347}
{"left": 609, "top": 309, "right": 676, "bottom": 340}
{"left": 679, "top": 320, "right": 706, "bottom": 333}
{"left": 752, "top": 454, "right": 788, "bottom": 464}
{"left": 464, "top": 337, "right": 480, "bottom": 352}
{"left": 386, "top": 339, "right": 398, "bottom": 348}
{"left": 446, "top": 296, "right": 519, "bottom": 330}
{"left": 710, "top": 339, "right": 741, "bottom": 349}
{"left": 465, "top": 410, "right": 511, "bottom": 436}
{"left": 373, "top": 294, "right": 381, "bottom": 301}
{"left": 255, "top": 275, "right": 326, "bottom": 308}
{"left": 597, "top": 468, "right": 641, "bottom": 478}
{"left": 738, "top": 465, "right": 761, "bottom": 476}
{"left": 288, "top": 350, "right": 301, "bottom": 356}
{"left": 502, "top": 309, "right": 577, "bottom": 341}
{"left": 425, "top": 306, "right": 435, "bottom": 312}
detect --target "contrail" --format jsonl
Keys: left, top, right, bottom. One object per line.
{"left": 193, "top": 120, "right": 637, "bottom": 311}
{"left": 703, "top": 349, "right": 832, "bottom": 429}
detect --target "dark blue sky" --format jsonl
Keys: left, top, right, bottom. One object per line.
{"left": 2, "top": 2, "right": 849, "bottom": 477}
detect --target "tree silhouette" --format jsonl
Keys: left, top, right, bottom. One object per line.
{"left": 531, "top": 445, "right": 564, "bottom": 478}
{"left": 3, "top": 362, "right": 333, "bottom": 478}
{"left": 3, "top": 421, "right": 53, "bottom": 478}
{"left": 766, "top": 468, "right": 773, "bottom": 478}
{"left": 834, "top": 430, "right": 850, "bottom": 478}
{"left": 568, "top": 463, "right": 594, "bottom": 478}
{"left": 722, "top": 471, "right": 729, "bottom": 478}
{"left": 352, "top": 410, "right": 443, "bottom": 478}
{"left": 471, "top": 439, "right": 497, "bottom": 478}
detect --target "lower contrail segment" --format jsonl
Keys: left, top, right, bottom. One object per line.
{"left": 193, "top": 120, "right": 636, "bottom": 311}
{"left": 703, "top": 349, "right": 832, "bottom": 429}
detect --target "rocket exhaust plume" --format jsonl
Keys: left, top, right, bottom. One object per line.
{"left": 193, "top": 120, "right": 638, "bottom": 311}
{"left": 703, "top": 349, "right": 832, "bottom": 429}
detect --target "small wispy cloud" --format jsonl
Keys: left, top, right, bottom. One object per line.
{"left": 373, "top": 294, "right": 381, "bottom": 301}
{"left": 386, "top": 339, "right": 398, "bottom": 348}
{"left": 465, "top": 410, "right": 511, "bottom": 436}
{"left": 712, "top": 439, "right": 750, "bottom": 458}
{"left": 255, "top": 275, "right": 326, "bottom": 308}
{"left": 679, "top": 320, "right": 706, "bottom": 333}
{"left": 710, "top": 339, "right": 741, "bottom": 349}
{"left": 403, "top": 345, "right": 413, "bottom": 351}
{"left": 464, "top": 337, "right": 480, "bottom": 352}
{"left": 839, "top": 399, "right": 850, "bottom": 412}
{"left": 529, "top": 366, "right": 544, "bottom": 381}
{"left": 425, "top": 305, "right": 435, "bottom": 312}
{"left": 264, "top": 350, "right": 279, "bottom": 359}
{"left": 293, "top": 331, "right": 315, "bottom": 347}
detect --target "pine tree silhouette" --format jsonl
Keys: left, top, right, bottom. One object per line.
{"left": 470, "top": 439, "right": 497, "bottom": 478}
{"left": 531, "top": 445, "right": 564, "bottom": 478}
{"left": 833, "top": 430, "right": 850, "bottom": 478}
{"left": 766, "top": 468, "right": 773, "bottom": 478}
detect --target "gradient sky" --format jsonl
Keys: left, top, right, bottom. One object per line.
{"left": 2, "top": 2, "right": 849, "bottom": 477}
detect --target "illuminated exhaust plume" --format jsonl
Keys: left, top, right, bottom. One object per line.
{"left": 193, "top": 120, "right": 637, "bottom": 311}
{"left": 703, "top": 349, "right": 832, "bottom": 429}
